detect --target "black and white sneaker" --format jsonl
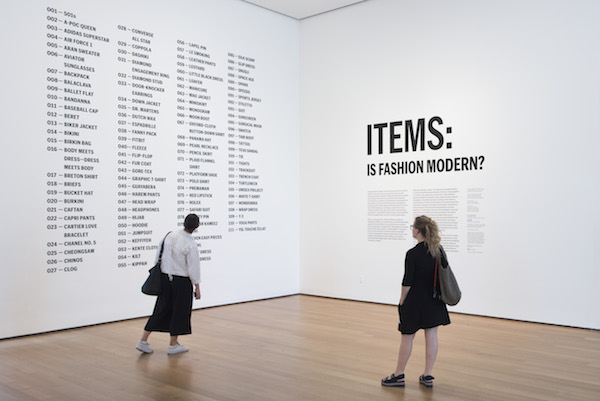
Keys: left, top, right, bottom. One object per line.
{"left": 381, "top": 373, "right": 405, "bottom": 387}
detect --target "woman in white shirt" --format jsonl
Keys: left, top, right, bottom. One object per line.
{"left": 136, "top": 214, "right": 202, "bottom": 355}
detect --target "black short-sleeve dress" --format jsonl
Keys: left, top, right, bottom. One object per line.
{"left": 398, "top": 242, "right": 450, "bottom": 334}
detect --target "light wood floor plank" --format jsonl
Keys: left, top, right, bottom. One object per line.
{"left": 0, "top": 295, "right": 598, "bottom": 400}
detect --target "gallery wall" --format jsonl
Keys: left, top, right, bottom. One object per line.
{"left": 1, "top": 0, "right": 598, "bottom": 339}
{"left": 0, "top": 0, "right": 300, "bottom": 339}
{"left": 299, "top": 0, "right": 600, "bottom": 329}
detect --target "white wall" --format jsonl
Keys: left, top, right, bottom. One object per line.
{"left": 1, "top": 0, "right": 598, "bottom": 339}
{"left": 299, "top": 0, "right": 600, "bottom": 329}
{"left": 0, "top": 0, "right": 299, "bottom": 339}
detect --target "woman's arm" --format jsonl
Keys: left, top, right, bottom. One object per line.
{"left": 400, "top": 285, "right": 411, "bottom": 305}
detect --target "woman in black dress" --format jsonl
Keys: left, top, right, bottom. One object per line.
{"left": 381, "top": 216, "right": 450, "bottom": 388}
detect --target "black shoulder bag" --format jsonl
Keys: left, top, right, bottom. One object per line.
{"left": 141, "top": 232, "right": 171, "bottom": 296}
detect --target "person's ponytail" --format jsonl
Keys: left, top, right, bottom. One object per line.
{"left": 414, "top": 216, "right": 441, "bottom": 259}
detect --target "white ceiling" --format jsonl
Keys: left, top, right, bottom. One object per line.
{"left": 242, "top": 0, "right": 367, "bottom": 20}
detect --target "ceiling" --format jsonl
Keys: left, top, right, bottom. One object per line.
{"left": 242, "top": 0, "right": 367, "bottom": 20}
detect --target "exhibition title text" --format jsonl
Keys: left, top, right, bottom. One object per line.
{"left": 366, "top": 116, "right": 485, "bottom": 176}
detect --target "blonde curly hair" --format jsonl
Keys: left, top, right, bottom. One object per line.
{"left": 414, "top": 215, "right": 441, "bottom": 259}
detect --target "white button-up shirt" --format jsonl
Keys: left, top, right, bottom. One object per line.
{"left": 156, "top": 230, "right": 201, "bottom": 284}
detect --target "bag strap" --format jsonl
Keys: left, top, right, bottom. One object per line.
{"left": 157, "top": 231, "right": 171, "bottom": 263}
{"left": 433, "top": 256, "right": 439, "bottom": 292}
{"left": 440, "top": 245, "right": 448, "bottom": 268}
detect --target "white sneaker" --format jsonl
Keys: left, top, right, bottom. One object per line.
{"left": 136, "top": 341, "right": 153, "bottom": 354}
{"left": 167, "top": 343, "right": 189, "bottom": 355}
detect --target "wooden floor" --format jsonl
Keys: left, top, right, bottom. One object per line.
{"left": 0, "top": 295, "right": 598, "bottom": 401}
